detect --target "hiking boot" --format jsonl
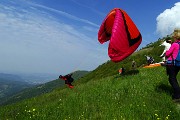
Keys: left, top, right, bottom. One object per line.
{"left": 172, "top": 95, "right": 180, "bottom": 103}
{"left": 173, "top": 98, "right": 180, "bottom": 103}
{"left": 69, "top": 85, "right": 74, "bottom": 88}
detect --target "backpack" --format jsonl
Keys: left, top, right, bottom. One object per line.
{"left": 174, "top": 42, "right": 180, "bottom": 66}
{"left": 65, "top": 74, "right": 74, "bottom": 83}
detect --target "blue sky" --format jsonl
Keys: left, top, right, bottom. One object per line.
{"left": 0, "top": 0, "right": 180, "bottom": 75}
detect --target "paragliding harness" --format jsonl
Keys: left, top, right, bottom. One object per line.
{"left": 166, "top": 42, "right": 180, "bottom": 66}
{"left": 59, "top": 74, "right": 74, "bottom": 88}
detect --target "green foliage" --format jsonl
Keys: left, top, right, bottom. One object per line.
{"left": 71, "top": 70, "right": 89, "bottom": 80}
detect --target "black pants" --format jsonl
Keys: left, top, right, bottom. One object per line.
{"left": 166, "top": 65, "right": 180, "bottom": 99}
{"left": 65, "top": 78, "right": 74, "bottom": 85}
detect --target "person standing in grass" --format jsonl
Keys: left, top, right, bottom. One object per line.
{"left": 119, "top": 67, "right": 125, "bottom": 75}
{"left": 132, "top": 60, "right": 136, "bottom": 69}
{"left": 59, "top": 73, "right": 74, "bottom": 88}
{"left": 165, "top": 29, "right": 180, "bottom": 102}
{"left": 145, "top": 55, "right": 154, "bottom": 65}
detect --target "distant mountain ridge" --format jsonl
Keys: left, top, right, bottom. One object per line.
{"left": 0, "top": 73, "right": 33, "bottom": 101}
{"left": 0, "top": 73, "right": 23, "bottom": 81}
{"left": 0, "top": 70, "right": 89, "bottom": 105}
{"left": 15, "top": 73, "right": 61, "bottom": 84}
{"left": 0, "top": 72, "right": 65, "bottom": 101}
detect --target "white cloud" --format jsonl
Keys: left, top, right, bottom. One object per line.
{"left": 156, "top": 2, "right": 180, "bottom": 37}
{"left": 28, "top": 2, "right": 99, "bottom": 28}
{"left": 70, "top": 0, "right": 105, "bottom": 17}
{"left": 0, "top": 1, "right": 108, "bottom": 74}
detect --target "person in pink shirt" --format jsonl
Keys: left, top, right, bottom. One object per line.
{"left": 165, "top": 29, "right": 180, "bottom": 102}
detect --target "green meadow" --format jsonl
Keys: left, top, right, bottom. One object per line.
{"left": 0, "top": 67, "right": 180, "bottom": 120}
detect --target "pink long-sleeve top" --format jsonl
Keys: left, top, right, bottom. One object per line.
{"left": 165, "top": 40, "right": 180, "bottom": 61}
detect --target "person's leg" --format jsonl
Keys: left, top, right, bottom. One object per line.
{"left": 65, "top": 80, "right": 68, "bottom": 84}
{"left": 167, "top": 65, "right": 180, "bottom": 99}
{"left": 67, "top": 83, "right": 74, "bottom": 88}
{"left": 65, "top": 79, "right": 73, "bottom": 88}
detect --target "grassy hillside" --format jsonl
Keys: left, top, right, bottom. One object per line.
{"left": 0, "top": 38, "right": 164, "bottom": 106}
{"left": 75, "top": 39, "right": 164, "bottom": 84}
{"left": 1, "top": 38, "right": 180, "bottom": 119}
{"left": 0, "top": 67, "right": 180, "bottom": 119}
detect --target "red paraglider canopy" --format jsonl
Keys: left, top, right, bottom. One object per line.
{"left": 98, "top": 8, "right": 142, "bottom": 62}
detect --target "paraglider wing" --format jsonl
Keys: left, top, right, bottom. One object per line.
{"left": 98, "top": 8, "right": 142, "bottom": 62}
